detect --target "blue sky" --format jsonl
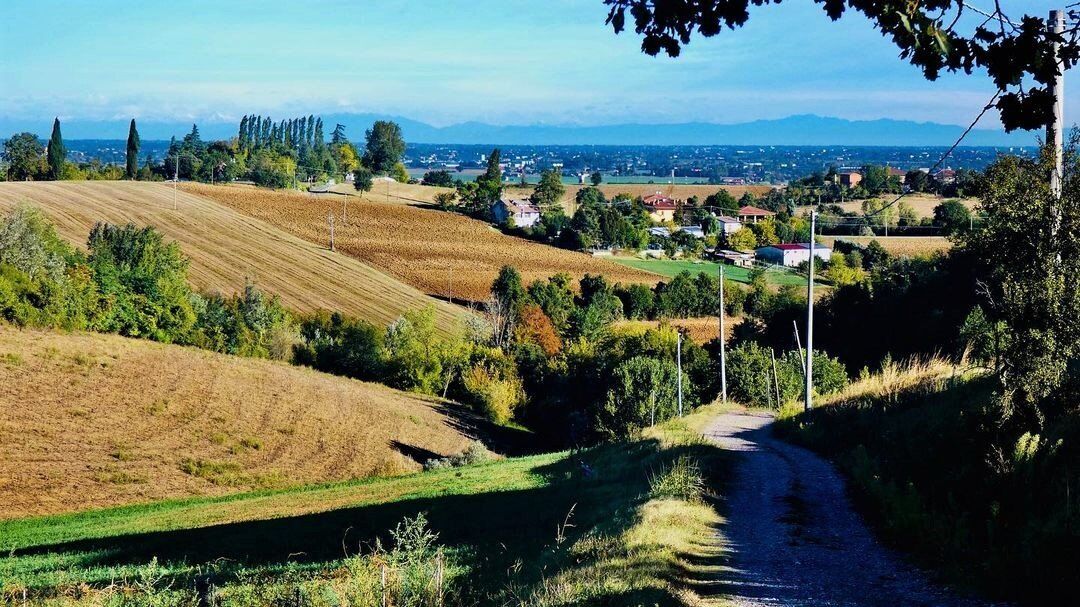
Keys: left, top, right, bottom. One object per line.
{"left": 0, "top": 0, "right": 1067, "bottom": 128}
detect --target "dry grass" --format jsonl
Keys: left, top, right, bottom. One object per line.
{"left": 181, "top": 183, "right": 660, "bottom": 302}
{"left": 818, "top": 235, "right": 952, "bottom": 256}
{"left": 499, "top": 183, "right": 775, "bottom": 214}
{"left": 328, "top": 178, "right": 452, "bottom": 205}
{"left": 0, "top": 326, "right": 482, "bottom": 519}
{"left": 797, "top": 194, "right": 979, "bottom": 220}
{"left": 0, "top": 181, "right": 463, "bottom": 333}
{"left": 817, "top": 356, "right": 957, "bottom": 408}
{"left": 613, "top": 316, "right": 740, "bottom": 345}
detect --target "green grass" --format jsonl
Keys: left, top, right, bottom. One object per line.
{"left": 0, "top": 409, "right": 735, "bottom": 606}
{"left": 610, "top": 257, "right": 811, "bottom": 286}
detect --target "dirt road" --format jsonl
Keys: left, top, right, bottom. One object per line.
{"left": 702, "top": 412, "right": 1003, "bottom": 607}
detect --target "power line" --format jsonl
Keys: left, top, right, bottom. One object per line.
{"left": 863, "top": 90, "right": 1001, "bottom": 220}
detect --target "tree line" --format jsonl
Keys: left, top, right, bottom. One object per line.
{"left": 0, "top": 116, "right": 409, "bottom": 190}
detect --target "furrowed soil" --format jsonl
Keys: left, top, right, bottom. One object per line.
{"left": 181, "top": 182, "right": 660, "bottom": 302}
{"left": 0, "top": 181, "right": 463, "bottom": 333}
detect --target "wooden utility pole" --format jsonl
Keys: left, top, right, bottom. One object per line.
{"left": 1050, "top": 8, "right": 1065, "bottom": 199}
{"left": 328, "top": 212, "right": 335, "bottom": 251}
{"left": 804, "top": 210, "right": 816, "bottom": 411}
{"left": 718, "top": 264, "right": 728, "bottom": 404}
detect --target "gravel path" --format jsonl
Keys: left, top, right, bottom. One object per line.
{"left": 702, "top": 412, "right": 1004, "bottom": 607}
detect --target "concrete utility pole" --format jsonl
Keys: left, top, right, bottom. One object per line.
{"left": 793, "top": 320, "right": 806, "bottom": 373}
{"left": 1050, "top": 8, "right": 1066, "bottom": 199}
{"left": 718, "top": 264, "right": 728, "bottom": 404}
{"left": 804, "top": 210, "right": 816, "bottom": 411}
{"left": 173, "top": 152, "right": 179, "bottom": 211}
{"left": 676, "top": 331, "right": 684, "bottom": 417}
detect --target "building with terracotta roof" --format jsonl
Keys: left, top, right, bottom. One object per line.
{"left": 643, "top": 192, "right": 679, "bottom": 223}
{"left": 737, "top": 205, "right": 776, "bottom": 224}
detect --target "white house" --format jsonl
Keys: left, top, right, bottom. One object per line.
{"left": 492, "top": 198, "right": 541, "bottom": 228}
{"left": 755, "top": 243, "right": 832, "bottom": 267}
{"left": 678, "top": 225, "right": 705, "bottom": 239}
{"left": 716, "top": 216, "right": 743, "bottom": 235}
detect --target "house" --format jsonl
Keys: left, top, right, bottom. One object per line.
{"left": 713, "top": 249, "right": 755, "bottom": 267}
{"left": 737, "top": 205, "right": 776, "bottom": 224}
{"left": 934, "top": 168, "right": 957, "bottom": 184}
{"left": 837, "top": 170, "right": 862, "bottom": 188}
{"left": 678, "top": 225, "right": 705, "bottom": 239}
{"left": 716, "top": 215, "right": 743, "bottom": 235}
{"left": 643, "top": 192, "right": 679, "bottom": 223}
{"left": 755, "top": 243, "right": 832, "bottom": 267}
{"left": 492, "top": 198, "right": 541, "bottom": 228}
{"left": 887, "top": 166, "right": 907, "bottom": 179}
{"left": 648, "top": 226, "right": 672, "bottom": 238}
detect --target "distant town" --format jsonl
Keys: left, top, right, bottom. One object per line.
{"left": 61, "top": 138, "right": 1035, "bottom": 186}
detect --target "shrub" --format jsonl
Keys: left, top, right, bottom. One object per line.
{"left": 648, "top": 455, "right": 706, "bottom": 503}
{"left": 461, "top": 364, "right": 522, "bottom": 424}
{"left": 423, "top": 441, "right": 494, "bottom": 470}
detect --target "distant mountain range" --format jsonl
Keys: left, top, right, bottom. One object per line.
{"left": 0, "top": 113, "right": 1038, "bottom": 147}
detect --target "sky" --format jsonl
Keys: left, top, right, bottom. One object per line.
{"left": 0, "top": 0, "right": 1069, "bottom": 129}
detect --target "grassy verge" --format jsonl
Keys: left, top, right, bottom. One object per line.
{"left": 1, "top": 406, "right": 734, "bottom": 606}
{"left": 775, "top": 358, "right": 1079, "bottom": 605}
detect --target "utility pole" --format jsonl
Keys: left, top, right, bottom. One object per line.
{"left": 718, "top": 264, "right": 727, "bottom": 404}
{"left": 804, "top": 210, "right": 816, "bottom": 411}
{"left": 328, "top": 212, "right": 335, "bottom": 251}
{"left": 173, "top": 152, "right": 179, "bottom": 211}
{"left": 771, "top": 348, "right": 782, "bottom": 408}
{"left": 676, "top": 331, "right": 683, "bottom": 417}
{"left": 1050, "top": 8, "right": 1065, "bottom": 199}
{"left": 793, "top": 320, "right": 806, "bottom": 373}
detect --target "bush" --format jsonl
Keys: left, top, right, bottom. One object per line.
{"left": 461, "top": 364, "right": 523, "bottom": 424}
{"left": 423, "top": 441, "right": 494, "bottom": 470}
{"left": 648, "top": 455, "right": 706, "bottom": 502}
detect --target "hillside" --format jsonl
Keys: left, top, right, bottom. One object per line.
{"left": 180, "top": 183, "right": 661, "bottom": 301}
{"left": 0, "top": 181, "right": 463, "bottom": 332}
{"left": 0, "top": 326, "right": 486, "bottom": 519}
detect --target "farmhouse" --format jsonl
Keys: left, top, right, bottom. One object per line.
{"left": 755, "top": 242, "right": 832, "bottom": 267}
{"left": 716, "top": 215, "right": 743, "bottom": 234}
{"left": 492, "top": 198, "right": 541, "bottom": 228}
{"left": 737, "top": 205, "right": 775, "bottom": 224}
{"left": 643, "top": 192, "right": 678, "bottom": 223}
{"left": 837, "top": 170, "right": 862, "bottom": 188}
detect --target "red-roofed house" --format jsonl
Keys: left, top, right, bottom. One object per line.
{"left": 643, "top": 192, "right": 679, "bottom": 223}
{"left": 737, "top": 205, "right": 776, "bottom": 224}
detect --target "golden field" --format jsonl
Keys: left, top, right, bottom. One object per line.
{"left": 797, "top": 193, "right": 980, "bottom": 220}
{"left": 819, "top": 235, "right": 953, "bottom": 256}
{"left": 0, "top": 181, "right": 463, "bottom": 332}
{"left": 0, "top": 326, "right": 483, "bottom": 519}
{"left": 181, "top": 183, "right": 660, "bottom": 302}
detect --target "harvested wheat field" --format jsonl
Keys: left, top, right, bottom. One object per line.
{"left": 180, "top": 183, "right": 660, "bottom": 302}
{"left": 0, "top": 181, "right": 462, "bottom": 332}
{"left": 0, "top": 326, "right": 485, "bottom": 519}
{"left": 328, "top": 178, "right": 452, "bottom": 205}
{"left": 797, "top": 194, "right": 980, "bottom": 220}
{"left": 614, "top": 316, "right": 738, "bottom": 345}
{"left": 820, "top": 235, "right": 952, "bottom": 256}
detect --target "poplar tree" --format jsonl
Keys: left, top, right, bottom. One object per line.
{"left": 238, "top": 115, "right": 249, "bottom": 149}
{"left": 46, "top": 118, "right": 65, "bottom": 180}
{"left": 306, "top": 114, "right": 315, "bottom": 146}
{"left": 125, "top": 119, "right": 140, "bottom": 179}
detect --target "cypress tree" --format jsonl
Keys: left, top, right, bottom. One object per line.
{"left": 125, "top": 119, "right": 140, "bottom": 179}
{"left": 47, "top": 117, "right": 66, "bottom": 180}
{"left": 238, "top": 115, "right": 249, "bottom": 149}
